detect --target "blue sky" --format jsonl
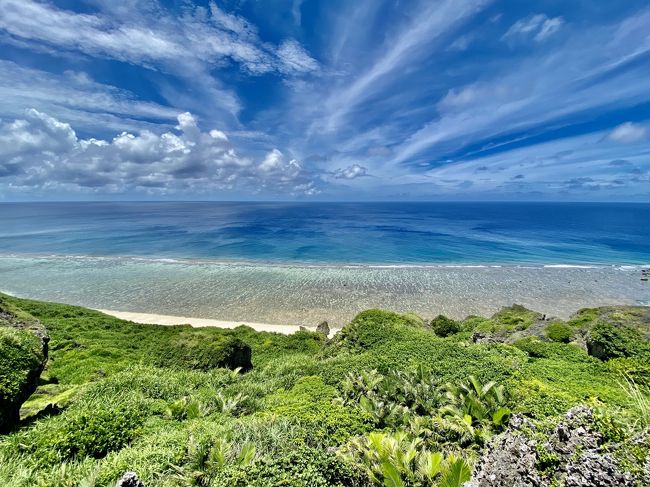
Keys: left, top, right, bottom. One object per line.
{"left": 0, "top": 0, "right": 649, "bottom": 201}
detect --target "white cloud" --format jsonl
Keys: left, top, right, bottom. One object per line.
{"left": 333, "top": 164, "right": 368, "bottom": 179}
{"left": 0, "top": 60, "right": 180, "bottom": 134}
{"left": 0, "top": 0, "right": 318, "bottom": 118}
{"left": 277, "top": 40, "right": 320, "bottom": 74}
{"left": 503, "top": 14, "right": 564, "bottom": 42}
{"left": 319, "top": 0, "right": 489, "bottom": 131}
{"left": 391, "top": 8, "right": 650, "bottom": 165}
{"left": 0, "top": 110, "right": 319, "bottom": 195}
{"left": 0, "top": 0, "right": 318, "bottom": 76}
{"left": 607, "top": 122, "right": 646, "bottom": 143}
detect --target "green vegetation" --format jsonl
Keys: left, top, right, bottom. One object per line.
{"left": 544, "top": 322, "right": 574, "bottom": 343}
{"left": 429, "top": 316, "right": 461, "bottom": 338}
{"left": 0, "top": 293, "right": 648, "bottom": 486}
{"left": 0, "top": 298, "right": 48, "bottom": 432}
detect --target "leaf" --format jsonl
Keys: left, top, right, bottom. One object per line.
{"left": 440, "top": 458, "right": 472, "bottom": 487}
{"left": 381, "top": 461, "right": 406, "bottom": 487}
{"left": 492, "top": 407, "right": 511, "bottom": 426}
{"left": 237, "top": 442, "right": 256, "bottom": 466}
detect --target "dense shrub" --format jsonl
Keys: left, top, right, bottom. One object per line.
{"left": 6, "top": 400, "right": 148, "bottom": 465}
{"left": 213, "top": 446, "right": 367, "bottom": 486}
{"left": 430, "top": 315, "right": 461, "bottom": 337}
{"left": 262, "top": 376, "right": 373, "bottom": 446}
{"left": 544, "top": 322, "right": 574, "bottom": 343}
{"left": 327, "top": 309, "right": 425, "bottom": 353}
{"left": 587, "top": 322, "right": 645, "bottom": 360}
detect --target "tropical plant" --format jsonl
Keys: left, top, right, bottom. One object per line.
{"left": 339, "top": 431, "right": 471, "bottom": 486}
{"left": 441, "top": 375, "right": 510, "bottom": 431}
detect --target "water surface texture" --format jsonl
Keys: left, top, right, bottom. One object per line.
{"left": 0, "top": 202, "right": 648, "bottom": 324}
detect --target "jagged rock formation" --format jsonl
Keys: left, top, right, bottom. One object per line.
{"left": 0, "top": 303, "right": 49, "bottom": 432}
{"left": 115, "top": 472, "right": 145, "bottom": 487}
{"left": 466, "top": 407, "right": 639, "bottom": 487}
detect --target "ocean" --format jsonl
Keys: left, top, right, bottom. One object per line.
{"left": 0, "top": 202, "right": 648, "bottom": 324}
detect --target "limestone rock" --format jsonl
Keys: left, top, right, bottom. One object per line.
{"left": 468, "top": 407, "right": 638, "bottom": 487}
{"left": 115, "top": 472, "right": 145, "bottom": 487}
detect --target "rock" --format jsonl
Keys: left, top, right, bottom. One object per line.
{"left": 565, "top": 451, "right": 633, "bottom": 487}
{"left": 468, "top": 407, "right": 638, "bottom": 487}
{"left": 299, "top": 326, "right": 307, "bottom": 332}
{"left": 316, "top": 321, "right": 330, "bottom": 336}
{"left": 0, "top": 302, "right": 49, "bottom": 433}
{"left": 468, "top": 429, "right": 546, "bottom": 487}
{"left": 471, "top": 331, "right": 503, "bottom": 344}
{"left": 115, "top": 472, "right": 145, "bottom": 487}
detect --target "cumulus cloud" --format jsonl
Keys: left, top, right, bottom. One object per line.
{"left": 503, "top": 14, "right": 564, "bottom": 42}
{"left": 0, "top": 109, "right": 318, "bottom": 195}
{"left": 607, "top": 122, "right": 646, "bottom": 143}
{"left": 333, "top": 164, "right": 368, "bottom": 179}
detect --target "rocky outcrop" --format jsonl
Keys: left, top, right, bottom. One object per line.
{"left": 0, "top": 305, "right": 49, "bottom": 433}
{"left": 115, "top": 472, "right": 145, "bottom": 487}
{"left": 466, "top": 407, "right": 638, "bottom": 487}
{"left": 316, "top": 320, "right": 330, "bottom": 336}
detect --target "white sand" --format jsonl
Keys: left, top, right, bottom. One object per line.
{"left": 96, "top": 309, "right": 336, "bottom": 336}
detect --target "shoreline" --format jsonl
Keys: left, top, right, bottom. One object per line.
{"left": 1, "top": 252, "right": 649, "bottom": 269}
{"left": 96, "top": 309, "right": 338, "bottom": 337}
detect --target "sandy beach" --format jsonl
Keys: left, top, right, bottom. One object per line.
{"left": 96, "top": 309, "right": 338, "bottom": 337}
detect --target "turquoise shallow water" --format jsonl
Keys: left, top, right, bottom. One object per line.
{"left": 0, "top": 202, "right": 648, "bottom": 324}
{"left": 0, "top": 255, "right": 647, "bottom": 325}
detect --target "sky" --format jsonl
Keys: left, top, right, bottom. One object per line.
{"left": 0, "top": 0, "right": 649, "bottom": 201}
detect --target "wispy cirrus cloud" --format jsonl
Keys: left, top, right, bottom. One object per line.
{"left": 390, "top": 7, "right": 650, "bottom": 166}
{"left": 0, "top": 0, "right": 319, "bottom": 119}
{"left": 0, "top": 60, "right": 180, "bottom": 135}
{"left": 502, "top": 14, "right": 564, "bottom": 42}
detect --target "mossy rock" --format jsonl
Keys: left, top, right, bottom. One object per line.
{"left": 491, "top": 304, "right": 542, "bottom": 332}
{"left": 155, "top": 330, "right": 252, "bottom": 371}
{"left": 0, "top": 298, "right": 49, "bottom": 432}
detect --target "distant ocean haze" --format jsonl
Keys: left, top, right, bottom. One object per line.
{"left": 0, "top": 202, "right": 648, "bottom": 325}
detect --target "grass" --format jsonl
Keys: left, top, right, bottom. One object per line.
{"left": 0, "top": 294, "right": 648, "bottom": 486}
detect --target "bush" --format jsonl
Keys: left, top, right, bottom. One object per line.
{"left": 212, "top": 446, "right": 366, "bottom": 487}
{"left": 587, "top": 322, "right": 645, "bottom": 360}
{"left": 262, "top": 377, "right": 373, "bottom": 446}
{"left": 544, "top": 322, "right": 574, "bottom": 343}
{"left": 7, "top": 400, "right": 148, "bottom": 465}
{"left": 430, "top": 315, "right": 461, "bottom": 337}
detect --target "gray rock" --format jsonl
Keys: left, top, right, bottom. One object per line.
{"left": 316, "top": 320, "right": 330, "bottom": 336}
{"left": 469, "top": 430, "right": 546, "bottom": 487}
{"left": 115, "top": 472, "right": 145, "bottom": 487}
{"left": 468, "top": 407, "right": 639, "bottom": 487}
{"left": 565, "top": 451, "right": 634, "bottom": 487}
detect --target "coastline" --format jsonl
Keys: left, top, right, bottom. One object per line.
{"left": 96, "top": 309, "right": 338, "bottom": 337}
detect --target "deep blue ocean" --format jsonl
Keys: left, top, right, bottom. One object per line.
{"left": 0, "top": 202, "right": 648, "bottom": 265}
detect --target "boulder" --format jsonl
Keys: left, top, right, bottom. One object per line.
{"left": 316, "top": 320, "right": 330, "bottom": 336}
{"left": 0, "top": 305, "right": 49, "bottom": 433}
